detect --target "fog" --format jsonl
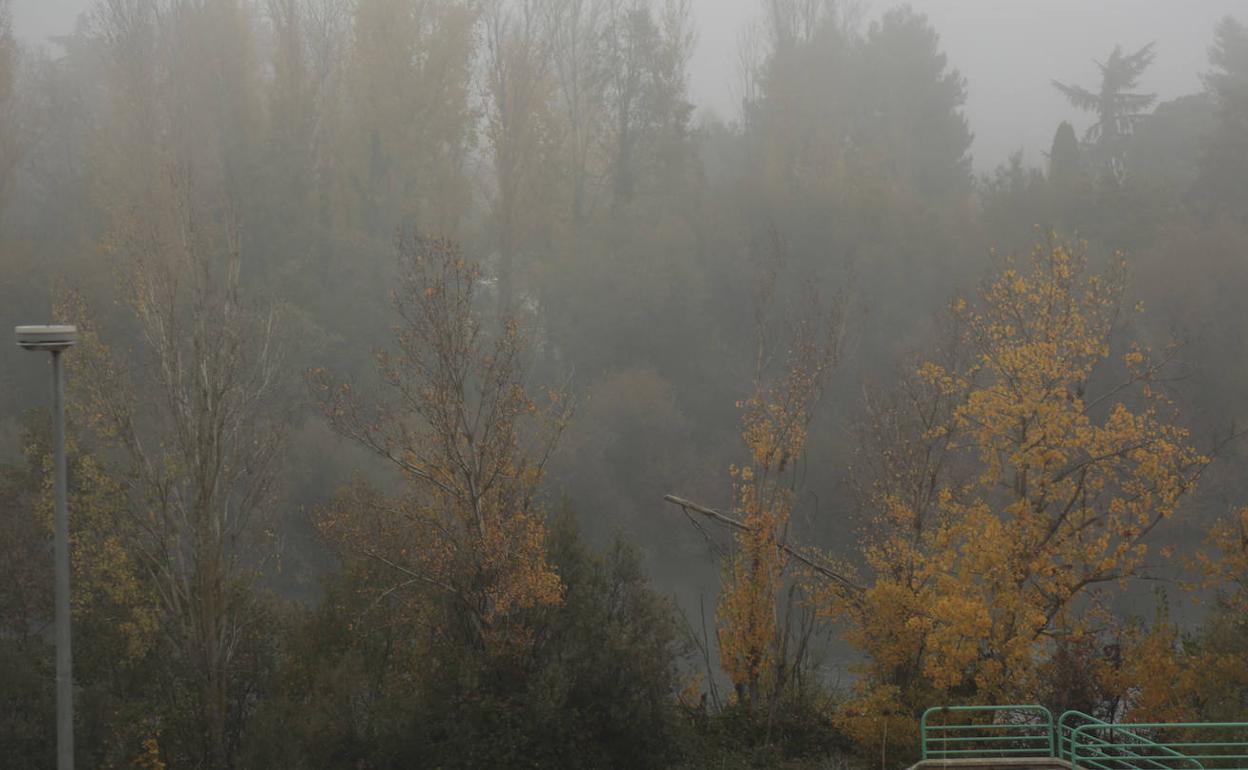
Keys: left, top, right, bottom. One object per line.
{"left": 16, "top": 0, "right": 1246, "bottom": 167}
{"left": 698, "top": 0, "right": 1244, "bottom": 167}
{"left": 2, "top": 0, "right": 1247, "bottom": 767}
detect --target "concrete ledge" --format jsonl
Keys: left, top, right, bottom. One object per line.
{"left": 908, "top": 757, "right": 1073, "bottom": 770}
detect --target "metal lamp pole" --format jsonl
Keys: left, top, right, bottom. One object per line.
{"left": 16, "top": 324, "right": 78, "bottom": 770}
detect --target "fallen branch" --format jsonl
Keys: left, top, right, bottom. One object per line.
{"left": 663, "top": 494, "right": 864, "bottom": 596}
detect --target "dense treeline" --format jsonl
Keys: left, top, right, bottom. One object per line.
{"left": 1, "top": 0, "right": 1247, "bottom": 767}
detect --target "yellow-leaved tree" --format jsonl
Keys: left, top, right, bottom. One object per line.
{"left": 717, "top": 302, "right": 839, "bottom": 716}
{"left": 835, "top": 237, "right": 1208, "bottom": 746}
{"left": 668, "top": 264, "right": 844, "bottom": 729}
{"left": 1086, "top": 501, "right": 1248, "bottom": 725}
{"left": 1194, "top": 505, "right": 1248, "bottom": 625}
{"left": 1116, "top": 506, "right": 1248, "bottom": 722}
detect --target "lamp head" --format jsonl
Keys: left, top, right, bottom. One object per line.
{"left": 15, "top": 325, "right": 78, "bottom": 352}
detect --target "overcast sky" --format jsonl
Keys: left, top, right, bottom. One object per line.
{"left": 14, "top": 0, "right": 1246, "bottom": 171}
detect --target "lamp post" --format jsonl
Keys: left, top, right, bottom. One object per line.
{"left": 16, "top": 324, "right": 78, "bottom": 770}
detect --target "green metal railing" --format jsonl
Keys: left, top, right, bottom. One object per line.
{"left": 1060, "top": 711, "right": 1199, "bottom": 770}
{"left": 919, "top": 704, "right": 1248, "bottom": 770}
{"left": 1070, "top": 723, "right": 1248, "bottom": 770}
{"left": 921, "top": 705, "right": 1055, "bottom": 760}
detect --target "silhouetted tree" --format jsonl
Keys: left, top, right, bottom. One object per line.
{"left": 1048, "top": 120, "right": 1082, "bottom": 186}
{"left": 1195, "top": 16, "right": 1248, "bottom": 221}
{"left": 1054, "top": 43, "right": 1157, "bottom": 184}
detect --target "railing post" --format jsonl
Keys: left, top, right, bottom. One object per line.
{"left": 1071, "top": 724, "right": 1089, "bottom": 770}
{"left": 920, "top": 706, "right": 940, "bottom": 760}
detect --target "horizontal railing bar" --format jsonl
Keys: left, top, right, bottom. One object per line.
{"left": 1072, "top": 755, "right": 1203, "bottom": 769}
{"left": 1076, "top": 743, "right": 1193, "bottom": 756}
{"left": 1077, "top": 746, "right": 1167, "bottom": 757}
{"left": 1073, "top": 748, "right": 1248, "bottom": 753}
{"left": 1075, "top": 748, "right": 1175, "bottom": 770}
{"left": 1136, "top": 743, "right": 1248, "bottom": 749}
{"left": 1073, "top": 758, "right": 1238, "bottom": 763}
{"left": 926, "top": 735, "right": 1051, "bottom": 744}
{"left": 928, "top": 723, "right": 1051, "bottom": 731}
{"left": 1087, "top": 724, "right": 1248, "bottom": 731}
{"left": 1078, "top": 750, "right": 1248, "bottom": 758}
{"left": 926, "top": 705, "right": 1053, "bottom": 712}
{"left": 1075, "top": 745, "right": 1197, "bottom": 756}
{"left": 930, "top": 748, "right": 1053, "bottom": 756}
{"left": 1072, "top": 735, "right": 1149, "bottom": 743}
{"left": 1077, "top": 744, "right": 1248, "bottom": 751}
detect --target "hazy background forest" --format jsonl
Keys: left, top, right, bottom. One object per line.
{"left": 1, "top": 1, "right": 1247, "bottom": 768}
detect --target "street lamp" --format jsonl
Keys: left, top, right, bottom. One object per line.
{"left": 16, "top": 324, "right": 78, "bottom": 770}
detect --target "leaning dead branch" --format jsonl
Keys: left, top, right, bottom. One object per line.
{"left": 663, "top": 494, "right": 863, "bottom": 596}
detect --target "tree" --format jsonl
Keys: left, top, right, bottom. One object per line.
{"left": 0, "top": 0, "right": 17, "bottom": 213}
{"left": 1054, "top": 43, "right": 1157, "bottom": 185}
{"left": 1177, "top": 506, "right": 1248, "bottom": 720}
{"left": 242, "top": 510, "right": 691, "bottom": 770}
{"left": 0, "top": 415, "right": 58, "bottom": 770}
{"left": 739, "top": 3, "right": 975, "bottom": 378}
{"left": 1049, "top": 121, "right": 1082, "bottom": 187}
{"left": 601, "top": 0, "right": 695, "bottom": 216}
{"left": 666, "top": 260, "right": 843, "bottom": 737}
{"left": 835, "top": 237, "right": 1207, "bottom": 748}
{"left": 545, "top": 0, "right": 606, "bottom": 229}
{"left": 715, "top": 288, "right": 839, "bottom": 721}
{"left": 343, "top": 0, "right": 477, "bottom": 233}
{"left": 533, "top": 0, "right": 703, "bottom": 385}
{"left": 14, "top": 4, "right": 284, "bottom": 765}
{"left": 1065, "top": 505, "right": 1248, "bottom": 725}
{"left": 0, "top": 409, "right": 173, "bottom": 769}
{"left": 311, "top": 235, "right": 569, "bottom": 654}
{"left": 264, "top": 0, "right": 322, "bottom": 206}
{"left": 744, "top": 0, "right": 852, "bottom": 208}
{"left": 761, "top": 0, "right": 839, "bottom": 52}
{"left": 257, "top": 0, "right": 348, "bottom": 268}
{"left": 1194, "top": 16, "right": 1248, "bottom": 221}
{"left": 542, "top": 0, "right": 694, "bottom": 230}
{"left": 60, "top": 170, "right": 285, "bottom": 769}
{"left": 1202, "top": 17, "right": 1248, "bottom": 122}
{"left": 482, "top": 0, "right": 560, "bottom": 316}
{"left": 853, "top": 6, "right": 972, "bottom": 200}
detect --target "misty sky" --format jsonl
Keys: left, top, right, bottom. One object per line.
{"left": 14, "top": 0, "right": 1246, "bottom": 171}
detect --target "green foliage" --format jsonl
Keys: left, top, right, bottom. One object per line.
{"left": 242, "top": 511, "right": 691, "bottom": 769}
{"left": 0, "top": 431, "right": 56, "bottom": 768}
